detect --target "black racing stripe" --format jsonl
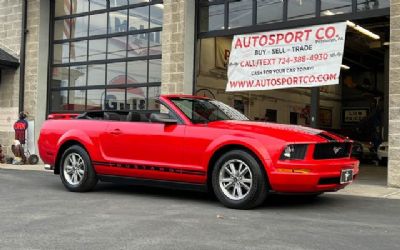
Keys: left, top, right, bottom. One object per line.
{"left": 317, "top": 133, "right": 337, "bottom": 142}
{"left": 92, "top": 161, "right": 206, "bottom": 176}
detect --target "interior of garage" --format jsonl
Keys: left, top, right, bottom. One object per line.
{"left": 195, "top": 16, "right": 390, "bottom": 184}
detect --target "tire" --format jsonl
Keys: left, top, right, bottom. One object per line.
{"left": 212, "top": 150, "right": 269, "bottom": 209}
{"left": 59, "top": 145, "right": 98, "bottom": 192}
{"left": 27, "top": 154, "right": 39, "bottom": 165}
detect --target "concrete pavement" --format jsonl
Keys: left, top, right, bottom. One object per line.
{"left": 1, "top": 163, "right": 399, "bottom": 200}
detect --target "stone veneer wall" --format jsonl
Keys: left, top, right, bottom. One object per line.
{"left": 389, "top": 1, "right": 400, "bottom": 187}
{"left": 0, "top": 0, "right": 22, "bottom": 155}
{"left": 161, "top": 0, "right": 195, "bottom": 95}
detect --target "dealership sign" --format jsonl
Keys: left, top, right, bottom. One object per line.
{"left": 226, "top": 22, "right": 347, "bottom": 92}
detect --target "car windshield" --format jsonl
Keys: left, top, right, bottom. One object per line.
{"left": 170, "top": 98, "right": 249, "bottom": 124}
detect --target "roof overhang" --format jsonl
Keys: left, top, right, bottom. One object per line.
{"left": 0, "top": 48, "right": 19, "bottom": 69}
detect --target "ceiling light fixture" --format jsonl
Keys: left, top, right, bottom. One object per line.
{"left": 341, "top": 64, "right": 350, "bottom": 70}
{"left": 346, "top": 20, "right": 380, "bottom": 40}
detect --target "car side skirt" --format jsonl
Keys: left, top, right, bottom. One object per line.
{"left": 98, "top": 175, "right": 208, "bottom": 192}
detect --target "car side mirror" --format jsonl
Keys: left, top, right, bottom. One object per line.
{"left": 150, "top": 113, "right": 177, "bottom": 124}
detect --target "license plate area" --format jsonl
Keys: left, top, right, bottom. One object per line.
{"left": 340, "top": 169, "right": 353, "bottom": 184}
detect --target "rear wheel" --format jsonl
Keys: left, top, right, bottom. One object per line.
{"left": 212, "top": 150, "right": 268, "bottom": 209}
{"left": 60, "top": 145, "right": 98, "bottom": 192}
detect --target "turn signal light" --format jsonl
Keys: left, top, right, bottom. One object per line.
{"left": 276, "top": 168, "right": 311, "bottom": 174}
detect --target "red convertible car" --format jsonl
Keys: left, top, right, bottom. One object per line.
{"left": 39, "top": 95, "right": 359, "bottom": 209}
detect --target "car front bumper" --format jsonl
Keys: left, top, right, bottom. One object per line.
{"left": 268, "top": 158, "right": 359, "bottom": 193}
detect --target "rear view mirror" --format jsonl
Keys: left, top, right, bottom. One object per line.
{"left": 150, "top": 113, "right": 177, "bottom": 124}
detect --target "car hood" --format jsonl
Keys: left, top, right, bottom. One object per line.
{"left": 206, "top": 120, "right": 347, "bottom": 143}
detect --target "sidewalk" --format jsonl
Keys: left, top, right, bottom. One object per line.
{"left": 1, "top": 163, "right": 399, "bottom": 200}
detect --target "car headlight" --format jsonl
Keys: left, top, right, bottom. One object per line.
{"left": 280, "top": 144, "right": 308, "bottom": 160}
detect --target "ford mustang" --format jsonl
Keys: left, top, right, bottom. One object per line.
{"left": 38, "top": 95, "right": 359, "bottom": 209}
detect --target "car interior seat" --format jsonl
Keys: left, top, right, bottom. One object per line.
{"left": 126, "top": 111, "right": 141, "bottom": 122}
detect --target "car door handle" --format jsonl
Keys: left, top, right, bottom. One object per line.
{"left": 110, "top": 129, "right": 122, "bottom": 135}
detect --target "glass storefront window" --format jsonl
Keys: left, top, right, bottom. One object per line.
{"left": 129, "top": 6, "right": 149, "bottom": 32}
{"left": 229, "top": 0, "right": 253, "bottom": 29}
{"left": 71, "top": 16, "right": 88, "bottom": 39}
{"left": 55, "top": 0, "right": 70, "bottom": 17}
{"left": 199, "top": 4, "right": 225, "bottom": 32}
{"left": 127, "top": 60, "right": 148, "bottom": 84}
{"left": 54, "top": 20, "right": 70, "bottom": 40}
{"left": 110, "top": 0, "right": 129, "bottom": 8}
{"left": 89, "top": 13, "right": 108, "bottom": 36}
{"left": 150, "top": 4, "right": 163, "bottom": 28}
{"left": 321, "top": 0, "right": 352, "bottom": 16}
{"left": 148, "top": 86, "right": 161, "bottom": 110}
{"left": 108, "top": 36, "right": 128, "bottom": 59}
{"left": 107, "top": 62, "right": 127, "bottom": 85}
{"left": 128, "top": 33, "right": 149, "bottom": 57}
{"left": 72, "top": 0, "right": 89, "bottom": 14}
{"left": 50, "top": 1, "right": 162, "bottom": 113}
{"left": 127, "top": 87, "right": 147, "bottom": 110}
{"left": 106, "top": 88, "right": 126, "bottom": 110}
{"left": 53, "top": 43, "right": 69, "bottom": 64}
{"left": 70, "top": 65, "right": 87, "bottom": 87}
{"left": 70, "top": 40, "right": 87, "bottom": 63}
{"left": 149, "top": 59, "right": 161, "bottom": 83}
{"left": 88, "top": 64, "right": 106, "bottom": 86}
{"left": 288, "top": 0, "right": 316, "bottom": 20}
{"left": 109, "top": 10, "right": 128, "bottom": 33}
{"left": 149, "top": 31, "right": 162, "bottom": 56}
{"left": 51, "top": 90, "right": 68, "bottom": 111}
{"left": 257, "top": 0, "right": 283, "bottom": 24}
{"left": 357, "top": 0, "right": 389, "bottom": 11}
{"left": 68, "top": 90, "right": 86, "bottom": 111}
{"left": 87, "top": 89, "right": 105, "bottom": 110}
{"left": 88, "top": 39, "right": 107, "bottom": 61}
{"left": 90, "top": 0, "right": 107, "bottom": 11}
{"left": 51, "top": 67, "right": 69, "bottom": 88}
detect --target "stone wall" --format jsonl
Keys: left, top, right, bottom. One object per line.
{"left": 389, "top": 0, "right": 400, "bottom": 187}
{"left": 161, "top": 0, "right": 195, "bottom": 95}
{"left": 0, "top": 0, "right": 22, "bottom": 155}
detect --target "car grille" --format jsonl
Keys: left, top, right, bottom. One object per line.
{"left": 313, "top": 142, "right": 352, "bottom": 160}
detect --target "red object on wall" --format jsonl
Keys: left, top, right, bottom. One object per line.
{"left": 14, "top": 120, "right": 28, "bottom": 144}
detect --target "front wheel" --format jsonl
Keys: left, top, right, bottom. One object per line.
{"left": 60, "top": 145, "right": 98, "bottom": 192}
{"left": 212, "top": 150, "right": 268, "bottom": 209}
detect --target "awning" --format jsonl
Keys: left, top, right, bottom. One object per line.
{"left": 0, "top": 48, "right": 19, "bottom": 69}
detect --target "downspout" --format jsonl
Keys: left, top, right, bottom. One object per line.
{"left": 19, "top": 0, "right": 28, "bottom": 113}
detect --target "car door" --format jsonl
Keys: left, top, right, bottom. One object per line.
{"left": 98, "top": 106, "right": 200, "bottom": 183}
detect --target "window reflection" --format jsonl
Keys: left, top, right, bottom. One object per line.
{"left": 199, "top": 5, "right": 225, "bottom": 32}
{"left": 55, "top": 0, "right": 70, "bottom": 17}
{"left": 150, "top": 4, "right": 163, "bottom": 29}
{"left": 87, "top": 89, "right": 105, "bottom": 110}
{"left": 72, "top": 0, "right": 89, "bottom": 14}
{"left": 90, "top": 0, "right": 107, "bottom": 11}
{"left": 149, "top": 59, "right": 161, "bottom": 82}
{"left": 128, "top": 60, "right": 148, "bottom": 83}
{"left": 107, "top": 62, "right": 127, "bottom": 85}
{"left": 71, "top": 16, "right": 88, "bottom": 38}
{"left": 89, "top": 13, "right": 108, "bottom": 36}
{"left": 108, "top": 36, "right": 128, "bottom": 59}
{"left": 70, "top": 40, "right": 87, "bottom": 62}
{"left": 51, "top": 90, "right": 68, "bottom": 111}
{"left": 127, "top": 87, "right": 147, "bottom": 110}
{"left": 88, "top": 64, "right": 106, "bottom": 86}
{"left": 109, "top": 10, "right": 128, "bottom": 33}
{"left": 288, "top": 0, "right": 316, "bottom": 20}
{"left": 105, "top": 88, "right": 126, "bottom": 110}
{"left": 148, "top": 87, "right": 161, "bottom": 110}
{"left": 149, "top": 31, "right": 161, "bottom": 56}
{"left": 110, "top": 0, "right": 129, "bottom": 8}
{"left": 257, "top": 0, "right": 283, "bottom": 24}
{"left": 88, "top": 39, "right": 107, "bottom": 61}
{"left": 52, "top": 67, "right": 69, "bottom": 88}
{"left": 128, "top": 33, "right": 149, "bottom": 57}
{"left": 357, "top": 0, "right": 389, "bottom": 11}
{"left": 54, "top": 20, "right": 70, "bottom": 40}
{"left": 70, "top": 65, "right": 87, "bottom": 87}
{"left": 229, "top": 0, "right": 253, "bottom": 29}
{"left": 53, "top": 43, "right": 69, "bottom": 64}
{"left": 129, "top": 6, "right": 149, "bottom": 32}
{"left": 321, "top": 0, "right": 352, "bottom": 16}
{"left": 68, "top": 90, "right": 86, "bottom": 111}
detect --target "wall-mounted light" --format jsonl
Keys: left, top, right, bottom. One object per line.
{"left": 346, "top": 20, "right": 380, "bottom": 40}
